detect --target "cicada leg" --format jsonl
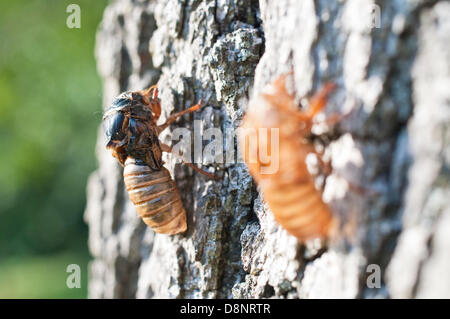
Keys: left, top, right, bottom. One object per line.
{"left": 143, "top": 84, "right": 158, "bottom": 99}
{"left": 156, "top": 100, "right": 203, "bottom": 135}
{"left": 160, "top": 143, "right": 218, "bottom": 180}
{"left": 306, "top": 82, "right": 337, "bottom": 118}
{"left": 262, "top": 75, "right": 337, "bottom": 122}
{"left": 142, "top": 85, "right": 161, "bottom": 121}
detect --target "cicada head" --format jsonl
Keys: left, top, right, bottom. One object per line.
{"left": 103, "top": 93, "right": 131, "bottom": 151}
{"left": 103, "top": 111, "right": 126, "bottom": 148}
{"left": 102, "top": 86, "right": 161, "bottom": 166}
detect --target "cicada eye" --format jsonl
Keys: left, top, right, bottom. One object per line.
{"left": 104, "top": 112, "right": 126, "bottom": 141}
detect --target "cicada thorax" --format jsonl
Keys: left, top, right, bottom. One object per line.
{"left": 123, "top": 157, "right": 187, "bottom": 234}
{"left": 239, "top": 75, "right": 336, "bottom": 241}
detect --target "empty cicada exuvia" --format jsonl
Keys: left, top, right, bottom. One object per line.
{"left": 238, "top": 74, "right": 338, "bottom": 241}
{"left": 103, "top": 85, "right": 215, "bottom": 235}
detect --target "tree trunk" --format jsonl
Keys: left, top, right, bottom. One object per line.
{"left": 85, "top": 0, "right": 450, "bottom": 298}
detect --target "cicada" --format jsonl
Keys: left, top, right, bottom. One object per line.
{"left": 103, "top": 85, "right": 214, "bottom": 234}
{"left": 239, "top": 75, "right": 337, "bottom": 241}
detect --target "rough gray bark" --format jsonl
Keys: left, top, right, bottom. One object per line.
{"left": 85, "top": 0, "right": 450, "bottom": 298}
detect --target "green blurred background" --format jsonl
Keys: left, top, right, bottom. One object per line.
{"left": 0, "top": 0, "right": 108, "bottom": 298}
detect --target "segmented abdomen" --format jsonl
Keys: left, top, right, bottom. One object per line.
{"left": 123, "top": 158, "right": 187, "bottom": 234}
{"left": 261, "top": 174, "right": 334, "bottom": 240}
